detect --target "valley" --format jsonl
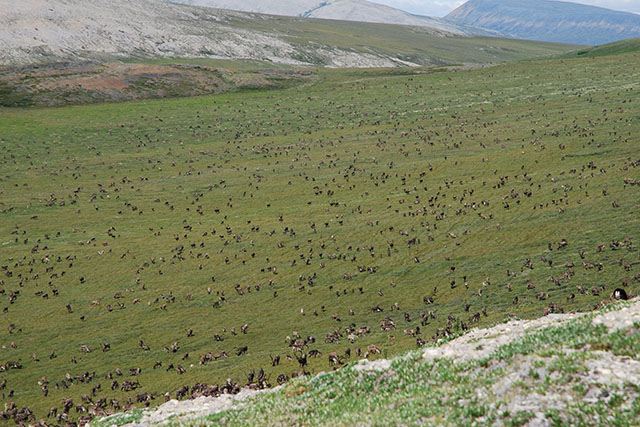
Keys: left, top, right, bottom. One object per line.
{"left": 0, "top": 48, "right": 638, "bottom": 424}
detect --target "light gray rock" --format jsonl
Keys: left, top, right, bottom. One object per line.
{"left": 119, "top": 386, "right": 281, "bottom": 426}
{"left": 0, "top": 0, "right": 420, "bottom": 67}
{"left": 422, "top": 313, "right": 581, "bottom": 362}
{"left": 353, "top": 358, "right": 392, "bottom": 372}
{"left": 592, "top": 303, "right": 640, "bottom": 331}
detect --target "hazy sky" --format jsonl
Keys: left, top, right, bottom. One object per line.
{"left": 369, "top": 0, "right": 640, "bottom": 17}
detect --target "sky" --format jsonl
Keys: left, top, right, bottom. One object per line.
{"left": 369, "top": 0, "right": 640, "bottom": 17}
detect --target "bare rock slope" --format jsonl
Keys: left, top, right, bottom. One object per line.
{"left": 0, "top": 0, "right": 414, "bottom": 67}
{"left": 0, "top": 0, "right": 577, "bottom": 68}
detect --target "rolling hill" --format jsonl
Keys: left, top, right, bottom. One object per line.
{"left": 445, "top": 0, "right": 640, "bottom": 45}
{"left": 0, "top": 0, "right": 575, "bottom": 68}
{"left": 167, "top": 0, "right": 498, "bottom": 36}
{"left": 562, "top": 37, "right": 640, "bottom": 58}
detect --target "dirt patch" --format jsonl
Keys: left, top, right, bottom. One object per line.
{"left": 0, "top": 61, "right": 315, "bottom": 106}
{"left": 51, "top": 75, "right": 130, "bottom": 91}
{"left": 112, "top": 64, "right": 182, "bottom": 75}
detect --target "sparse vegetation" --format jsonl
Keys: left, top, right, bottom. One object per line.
{"left": 563, "top": 37, "right": 640, "bottom": 58}
{"left": 92, "top": 409, "right": 144, "bottom": 427}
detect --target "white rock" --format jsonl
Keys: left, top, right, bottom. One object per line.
{"left": 353, "top": 359, "right": 392, "bottom": 372}
{"left": 0, "top": 0, "right": 422, "bottom": 67}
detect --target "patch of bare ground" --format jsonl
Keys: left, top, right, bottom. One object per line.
{"left": 0, "top": 62, "right": 315, "bottom": 106}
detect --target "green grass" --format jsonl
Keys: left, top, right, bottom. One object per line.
{"left": 0, "top": 50, "right": 638, "bottom": 423}
{"left": 562, "top": 38, "right": 640, "bottom": 58}
{"left": 154, "top": 302, "right": 640, "bottom": 426}
{"left": 0, "top": 82, "right": 34, "bottom": 107}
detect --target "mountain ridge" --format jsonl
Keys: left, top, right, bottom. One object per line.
{"left": 446, "top": 0, "right": 640, "bottom": 45}
{"left": 0, "top": 0, "right": 574, "bottom": 68}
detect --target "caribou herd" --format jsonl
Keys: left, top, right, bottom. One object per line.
{"left": 0, "top": 60, "right": 638, "bottom": 425}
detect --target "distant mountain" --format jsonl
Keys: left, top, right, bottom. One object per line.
{"left": 168, "top": 0, "right": 498, "bottom": 36}
{"left": 446, "top": 0, "right": 640, "bottom": 45}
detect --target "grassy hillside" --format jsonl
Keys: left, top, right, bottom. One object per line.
{"left": 0, "top": 51, "right": 638, "bottom": 424}
{"left": 0, "top": 20, "right": 578, "bottom": 108}
{"left": 95, "top": 300, "right": 640, "bottom": 426}
{"left": 0, "top": 0, "right": 577, "bottom": 69}
{"left": 563, "top": 38, "right": 640, "bottom": 58}
{"left": 227, "top": 13, "right": 577, "bottom": 65}
{"left": 168, "top": 0, "right": 498, "bottom": 36}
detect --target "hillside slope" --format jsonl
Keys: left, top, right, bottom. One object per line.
{"left": 562, "top": 37, "right": 640, "bottom": 58}
{"left": 446, "top": 0, "right": 640, "bottom": 45}
{"left": 0, "top": 48, "right": 638, "bottom": 425}
{"left": 168, "top": 0, "right": 498, "bottom": 36}
{"left": 0, "top": 0, "right": 390, "bottom": 67}
{"left": 0, "top": 0, "right": 573, "bottom": 67}
{"left": 94, "top": 300, "right": 640, "bottom": 426}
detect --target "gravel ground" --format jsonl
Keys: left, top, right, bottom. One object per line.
{"left": 592, "top": 302, "right": 640, "bottom": 331}
{"left": 487, "top": 350, "right": 640, "bottom": 426}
